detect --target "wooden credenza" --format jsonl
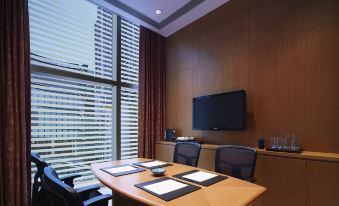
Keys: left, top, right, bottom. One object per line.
{"left": 155, "top": 141, "right": 339, "bottom": 206}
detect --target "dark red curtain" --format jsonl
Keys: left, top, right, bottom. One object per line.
{"left": 138, "top": 27, "right": 165, "bottom": 158}
{"left": 0, "top": 0, "right": 31, "bottom": 205}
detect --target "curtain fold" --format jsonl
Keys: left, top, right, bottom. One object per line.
{"left": 0, "top": 0, "right": 31, "bottom": 205}
{"left": 138, "top": 26, "right": 165, "bottom": 158}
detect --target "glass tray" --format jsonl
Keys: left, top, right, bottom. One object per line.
{"left": 265, "top": 147, "right": 303, "bottom": 153}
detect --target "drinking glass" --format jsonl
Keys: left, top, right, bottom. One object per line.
{"left": 290, "top": 133, "right": 299, "bottom": 151}
{"left": 283, "top": 133, "right": 290, "bottom": 150}
{"left": 274, "top": 137, "right": 279, "bottom": 149}
{"left": 276, "top": 137, "right": 282, "bottom": 150}
{"left": 270, "top": 137, "right": 274, "bottom": 149}
{"left": 270, "top": 137, "right": 277, "bottom": 149}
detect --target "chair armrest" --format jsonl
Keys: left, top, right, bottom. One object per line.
{"left": 244, "top": 177, "right": 257, "bottom": 183}
{"left": 59, "top": 174, "right": 81, "bottom": 187}
{"left": 76, "top": 185, "right": 100, "bottom": 200}
{"left": 83, "top": 194, "right": 112, "bottom": 206}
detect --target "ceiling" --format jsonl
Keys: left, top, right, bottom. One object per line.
{"left": 90, "top": 0, "right": 230, "bottom": 37}
{"left": 119, "top": 0, "right": 190, "bottom": 23}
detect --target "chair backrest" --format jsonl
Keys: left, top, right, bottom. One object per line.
{"left": 42, "top": 167, "right": 84, "bottom": 206}
{"left": 215, "top": 145, "right": 256, "bottom": 180}
{"left": 173, "top": 142, "right": 201, "bottom": 167}
{"left": 31, "top": 152, "right": 48, "bottom": 205}
{"left": 31, "top": 152, "right": 48, "bottom": 179}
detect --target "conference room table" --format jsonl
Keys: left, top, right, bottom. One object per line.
{"left": 91, "top": 158, "right": 266, "bottom": 206}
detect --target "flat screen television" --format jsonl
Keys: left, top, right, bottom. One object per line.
{"left": 192, "top": 90, "right": 246, "bottom": 130}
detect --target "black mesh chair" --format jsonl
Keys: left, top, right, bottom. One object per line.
{"left": 31, "top": 152, "right": 48, "bottom": 205}
{"left": 42, "top": 167, "right": 112, "bottom": 206}
{"left": 31, "top": 152, "right": 105, "bottom": 206}
{"left": 215, "top": 145, "right": 257, "bottom": 182}
{"left": 173, "top": 142, "right": 201, "bottom": 167}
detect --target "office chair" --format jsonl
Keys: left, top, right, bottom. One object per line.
{"left": 173, "top": 142, "right": 201, "bottom": 167}
{"left": 31, "top": 152, "right": 48, "bottom": 205}
{"left": 42, "top": 167, "right": 112, "bottom": 206}
{"left": 215, "top": 145, "right": 257, "bottom": 182}
{"left": 31, "top": 152, "right": 104, "bottom": 206}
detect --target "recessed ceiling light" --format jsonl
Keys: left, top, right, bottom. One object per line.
{"left": 155, "top": 9, "right": 162, "bottom": 15}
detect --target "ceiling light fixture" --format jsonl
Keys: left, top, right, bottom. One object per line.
{"left": 155, "top": 9, "right": 162, "bottom": 15}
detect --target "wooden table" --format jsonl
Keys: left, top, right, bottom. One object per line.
{"left": 91, "top": 158, "right": 266, "bottom": 206}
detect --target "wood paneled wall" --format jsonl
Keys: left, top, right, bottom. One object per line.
{"left": 165, "top": 0, "right": 339, "bottom": 153}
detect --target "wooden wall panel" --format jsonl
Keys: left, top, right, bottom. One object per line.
{"left": 191, "top": 5, "right": 228, "bottom": 66}
{"left": 306, "top": 161, "right": 339, "bottom": 206}
{"left": 251, "top": 155, "right": 264, "bottom": 206}
{"left": 165, "top": 0, "right": 339, "bottom": 153}
{"left": 197, "top": 148, "right": 215, "bottom": 171}
{"left": 259, "top": 156, "right": 306, "bottom": 206}
{"left": 166, "top": 69, "right": 193, "bottom": 136}
{"left": 166, "top": 26, "right": 193, "bottom": 76}
{"left": 303, "top": 19, "right": 339, "bottom": 152}
{"left": 155, "top": 143, "right": 174, "bottom": 162}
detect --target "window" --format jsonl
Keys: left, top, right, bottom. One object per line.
{"left": 29, "top": 0, "right": 139, "bottom": 187}
{"left": 121, "top": 88, "right": 139, "bottom": 159}
{"left": 120, "top": 19, "right": 140, "bottom": 159}
{"left": 31, "top": 74, "right": 115, "bottom": 185}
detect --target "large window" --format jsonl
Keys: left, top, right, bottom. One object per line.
{"left": 29, "top": 0, "right": 139, "bottom": 186}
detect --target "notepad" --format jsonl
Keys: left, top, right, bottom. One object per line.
{"left": 173, "top": 170, "right": 228, "bottom": 186}
{"left": 143, "top": 179, "right": 188, "bottom": 195}
{"left": 182, "top": 171, "right": 218, "bottom": 182}
{"left": 104, "top": 166, "right": 137, "bottom": 174}
{"left": 135, "top": 177, "right": 201, "bottom": 201}
{"left": 140, "top": 160, "right": 167, "bottom": 168}
{"left": 101, "top": 164, "right": 145, "bottom": 177}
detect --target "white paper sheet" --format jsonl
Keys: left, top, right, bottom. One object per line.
{"left": 140, "top": 160, "right": 167, "bottom": 168}
{"left": 143, "top": 179, "right": 188, "bottom": 195}
{"left": 182, "top": 171, "right": 217, "bottom": 182}
{"left": 104, "top": 166, "right": 137, "bottom": 174}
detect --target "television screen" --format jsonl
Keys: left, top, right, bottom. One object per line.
{"left": 192, "top": 90, "right": 246, "bottom": 130}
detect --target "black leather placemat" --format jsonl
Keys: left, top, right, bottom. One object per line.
{"left": 173, "top": 169, "right": 228, "bottom": 186}
{"left": 135, "top": 177, "right": 200, "bottom": 201}
{"left": 101, "top": 164, "right": 145, "bottom": 177}
{"left": 133, "top": 160, "right": 173, "bottom": 169}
